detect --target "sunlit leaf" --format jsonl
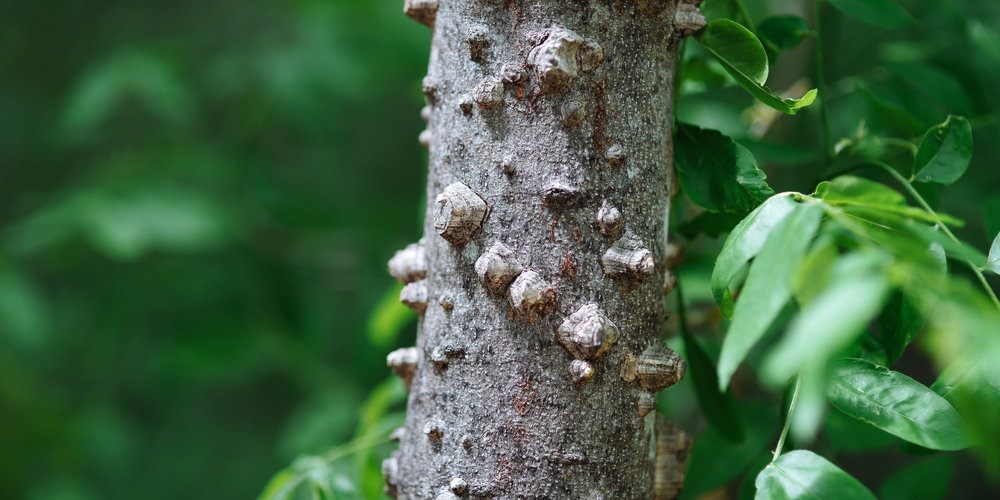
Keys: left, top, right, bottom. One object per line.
{"left": 825, "top": 0, "right": 914, "bottom": 28}
{"left": 755, "top": 450, "right": 877, "bottom": 500}
{"left": 718, "top": 203, "right": 824, "bottom": 390}
{"left": 912, "top": 115, "right": 973, "bottom": 185}
{"left": 763, "top": 256, "right": 889, "bottom": 386}
{"left": 791, "top": 233, "right": 838, "bottom": 306}
{"left": 696, "top": 20, "right": 769, "bottom": 85}
{"left": 712, "top": 195, "right": 798, "bottom": 318}
{"left": 815, "top": 176, "right": 962, "bottom": 226}
{"left": 696, "top": 20, "right": 816, "bottom": 114}
{"left": 826, "top": 358, "right": 972, "bottom": 450}
{"left": 674, "top": 123, "right": 775, "bottom": 215}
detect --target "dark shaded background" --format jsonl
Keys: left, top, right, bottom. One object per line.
{"left": 1, "top": 0, "right": 998, "bottom": 499}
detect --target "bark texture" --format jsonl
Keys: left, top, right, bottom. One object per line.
{"left": 387, "top": 1, "right": 703, "bottom": 499}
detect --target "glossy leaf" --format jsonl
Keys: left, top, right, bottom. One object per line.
{"left": 763, "top": 269, "right": 888, "bottom": 386}
{"left": 826, "top": 358, "right": 972, "bottom": 450}
{"left": 880, "top": 456, "right": 955, "bottom": 500}
{"left": 696, "top": 20, "right": 817, "bottom": 115}
{"left": 675, "top": 123, "right": 775, "bottom": 215}
{"left": 825, "top": 0, "right": 914, "bottom": 28}
{"left": 712, "top": 195, "right": 798, "bottom": 318}
{"left": 696, "top": 19, "right": 769, "bottom": 85}
{"left": 682, "top": 326, "right": 745, "bottom": 442}
{"left": 682, "top": 401, "right": 776, "bottom": 500}
{"left": 901, "top": 354, "right": 1000, "bottom": 455}
{"left": 755, "top": 450, "right": 877, "bottom": 500}
{"left": 913, "top": 115, "right": 973, "bottom": 185}
{"left": 815, "top": 176, "right": 962, "bottom": 226}
{"left": 718, "top": 203, "right": 824, "bottom": 390}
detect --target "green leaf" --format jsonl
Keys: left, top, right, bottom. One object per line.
{"left": 880, "top": 456, "right": 956, "bottom": 500}
{"left": 755, "top": 450, "right": 877, "bottom": 500}
{"left": 912, "top": 115, "right": 973, "bottom": 185}
{"left": 815, "top": 176, "right": 963, "bottom": 226}
{"left": 679, "top": 56, "right": 732, "bottom": 94}
{"left": 763, "top": 261, "right": 889, "bottom": 386}
{"left": 257, "top": 468, "right": 304, "bottom": 500}
{"left": 758, "top": 16, "right": 814, "bottom": 64}
{"left": 847, "top": 332, "right": 889, "bottom": 367}
{"left": 696, "top": 20, "right": 816, "bottom": 114}
{"left": 695, "top": 19, "right": 769, "bottom": 85}
{"left": 905, "top": 221, "right": 988, "bottom": 267}
{"left": 826, "top": 358, "right": 973, "bottom": 450}
{"left": 790, "top": 233, "right": 838, "bottom": 306}
{"left": 758, "top": 16, "right": 814, "bottom": 51}
{"left": 674, "top": 123, "right": 776, "bottom": 215}
{"left": 901, "top": 354, "right": 1000, "bottom": 455}
{"left": 681, "top": 327, "right": 745, "bottom": 442}
{"left": 879, "top": 292, "right": 923, "bottom": 362}
{"left": 718, "top": 203, "right": 824, "bottom": 390}
{"left": 881, "top": 243, "right": 946, "bottom": 363}
{"left": 682, "top": 401, "right": 776, "bottom": 500}
{"left": 985, "top": 231, "right": 1000, "bottom": 274}
{"left": 825, "top": 0, "right": 914, "bottom": 29}
{"left": 678, "top": 211, "right": 744, "bottom": 239}
{"left": 712, "top": 195, "right": 798, "bottom": 318}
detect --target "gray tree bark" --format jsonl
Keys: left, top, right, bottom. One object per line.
{"left": 385, "top": 1, "right": 704, "bottom": 499}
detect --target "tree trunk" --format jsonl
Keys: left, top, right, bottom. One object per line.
{"left": 385, "top": 1, "right": 704, "bottom": 499}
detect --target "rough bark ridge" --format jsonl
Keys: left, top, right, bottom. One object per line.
{"left": 386, "top": 1, "right": 704, "bottom": 499}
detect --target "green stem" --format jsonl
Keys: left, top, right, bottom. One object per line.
{"left": 876, "top": 161, "right": 1000, "bottom": 311}
{"left": 879, "top": 137, "right": 919, "bottom": 157}
{"left": 321, "top": 431, "right": 390, "bottom": 463}
{"left": 734, "top": 0, "right": 757, "bottom": 33}
{"left": 815, "top": 0, "right": 832, "bottom": 177}
{"left": 773, "top": 372, "right": 802, "bottom": 462}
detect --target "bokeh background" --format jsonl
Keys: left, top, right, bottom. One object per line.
{"left": 1, "top": 0, "right": 998, "bottom": 499}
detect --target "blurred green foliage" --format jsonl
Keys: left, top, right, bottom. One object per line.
{"left": 1, "top": 0, "right": 425, "bottom": 498}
